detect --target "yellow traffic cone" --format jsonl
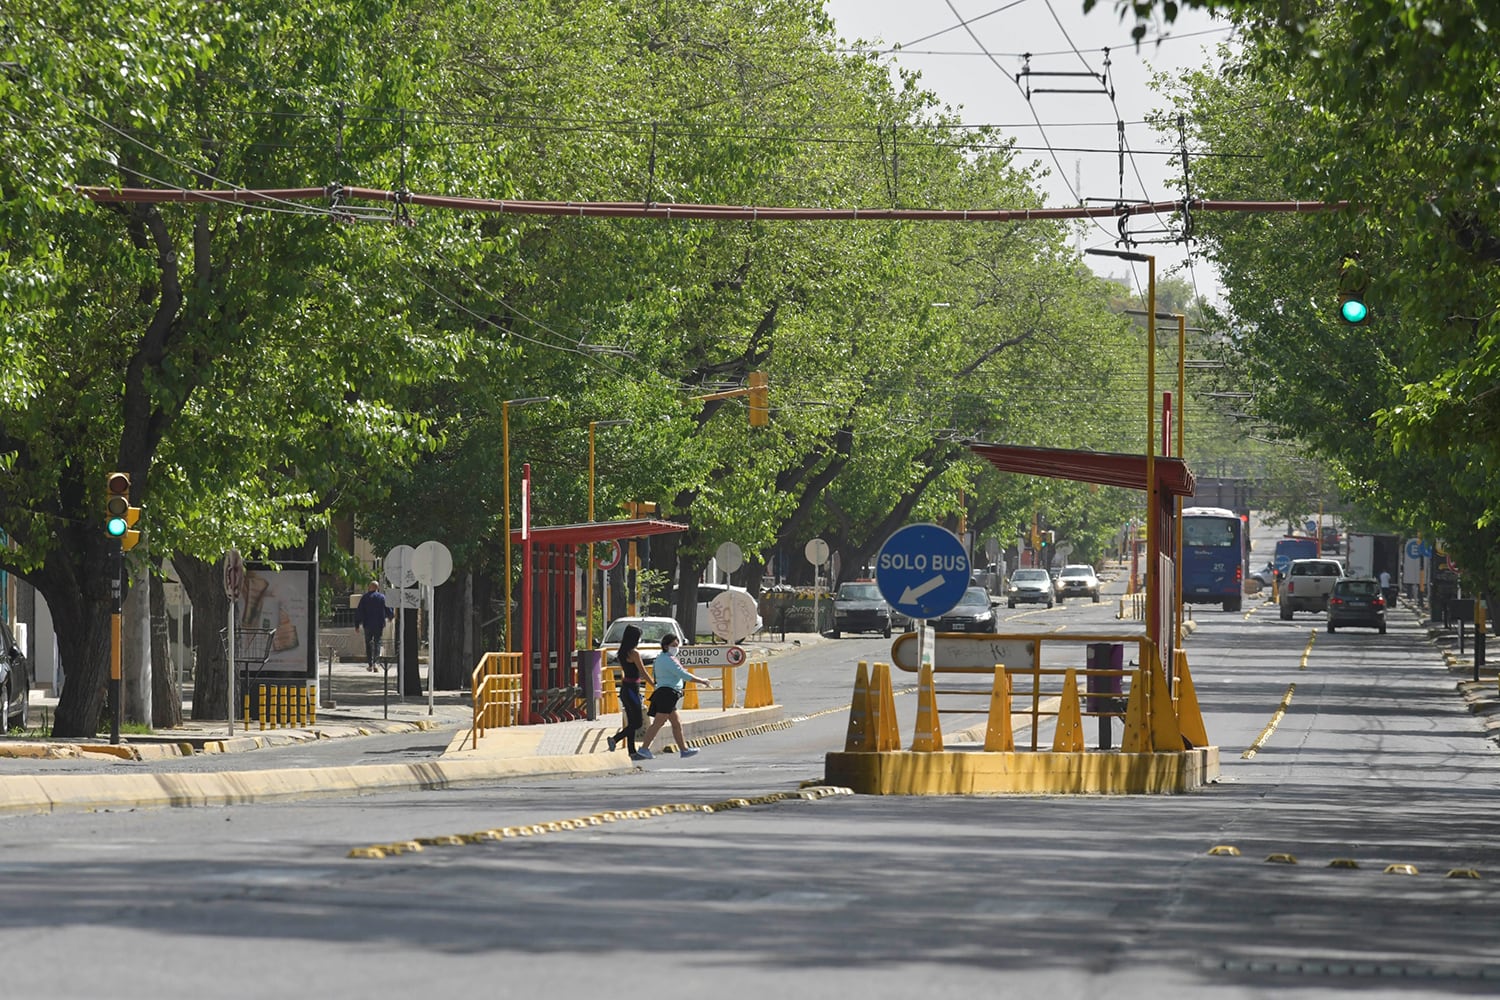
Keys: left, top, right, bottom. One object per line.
{"left": 983, "top": 665, "right": 1014, "bottom": 751}
{"left": 911, "top": 664, "right": 944, "bottom": 752}
{"left": 1175, "top": 650, "right": 1208, "bottom": 749}
{"left": 1149, "top": 651, "right": 1184, "bottom": 751}
{"left": 1051, "top": 668, "right": 1084, "bottom": 752}
{"left": 1120, "top": 667, "right": 1149, "bottom": 753}
{"left": 845, "top": 661, "right": 872, "bottom": 752}
{"left": 875, "top": 662, "right": 902, "bottom": 750}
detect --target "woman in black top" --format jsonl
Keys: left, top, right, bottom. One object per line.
{"left": 607, "top": 624, "right": 653, "bottom": 759}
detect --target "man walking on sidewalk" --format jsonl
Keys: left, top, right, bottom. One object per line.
{"left": 354, "top": 580, "right": 395, "bottom": 673}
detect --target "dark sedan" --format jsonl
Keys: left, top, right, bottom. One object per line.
{"left": 934, "top": 587, "right": 997, "bottom": 632}
{"left": 0, "top": 618, "right": 30, "bottom": 730}
{"left": 1327, "top": 578, "right": 1385, "bottom": 634}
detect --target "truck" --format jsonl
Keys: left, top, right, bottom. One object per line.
{"left": 1346, "top": 532, "right": 1402, "bottom": 585}
{"left": 1279, "top": 557, "right": 1345, "bottom": 619}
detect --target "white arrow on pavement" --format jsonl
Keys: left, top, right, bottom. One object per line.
{"left": 900, "top": 575, "right": 947, "bottom": 605}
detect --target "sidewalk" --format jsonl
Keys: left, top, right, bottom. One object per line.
{"left": 0, "top": 632, "right": 822, "bottom": 815}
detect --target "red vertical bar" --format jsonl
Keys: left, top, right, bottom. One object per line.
{"left": 521, "top": 464, "right": 534, "bottom": 724}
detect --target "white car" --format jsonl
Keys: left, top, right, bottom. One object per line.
{"left": 1056, "top": 564, "right": 1101, "bottom": 603}
{"left": 599, "top": 616, "right": 688, "bottom": 666}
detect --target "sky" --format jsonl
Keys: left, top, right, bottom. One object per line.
{"left": 822, "top": 0, "right": 1235, "bottom": 304}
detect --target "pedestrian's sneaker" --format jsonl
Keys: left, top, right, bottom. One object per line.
{"left": 634, "top": 747, "right": 654, "bottom": 759}
{"left": 679, "top": 747, "right": 700, "bottom": 758}
{"left": 606, "top": 734, "right": 620, "bottom": 752}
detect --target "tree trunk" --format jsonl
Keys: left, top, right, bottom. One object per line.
{"left": 47, "top": 531, "right": 118, "bottom": 739}
{"left": 175, "top": 553, "right": 231, "bottom": 721}
{"left": 149, "top": 569, "right": 183, "bottom": 728}
{"left": 122, "top": 553, "right": 151, "bottom": 725}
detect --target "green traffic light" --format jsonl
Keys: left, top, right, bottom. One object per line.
{"left": 107, "top": 516, "right": 127, "bottom": 537}
{"left": 1340, "top": 298, "right": 1368, "bottom": 324}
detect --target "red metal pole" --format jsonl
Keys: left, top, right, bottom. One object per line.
{"left": 521, "top": 464, "right": 534, "bottom": 724}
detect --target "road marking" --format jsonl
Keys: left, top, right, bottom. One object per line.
{"left": 1242, "top": 682, "right": 1296, "bottom": 759}
{"left": 1299, "top": 630, "right": 1317, "bottom": 670}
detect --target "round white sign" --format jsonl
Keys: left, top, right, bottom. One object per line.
{"left": 709, "top": 589, "right": 759, "bottom": 643}
{"left": 804, "top": 538, "right": 830, "bottom": 566}
{"left": 413, "top": 539, "right": 454, "bottom": 587}
{"left": 383, "top": 544, "right": 418, "bottom": 590}
{"left": 715, "top": 541, "right": 744, "bottom": 574}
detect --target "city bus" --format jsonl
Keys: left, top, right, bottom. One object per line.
{"left": 1180, "top": 506, "right": 1245, "bottom": 612}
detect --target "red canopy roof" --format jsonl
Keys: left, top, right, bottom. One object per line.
{"left": 508, "top": 517, "right": 688, "bottom": 545}
{"left": 968, "top": 442, "right": 1196, "bottom": 497}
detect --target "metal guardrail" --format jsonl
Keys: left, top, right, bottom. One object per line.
{"left": 470, "top": 651, "right": 524, "bottom": 748}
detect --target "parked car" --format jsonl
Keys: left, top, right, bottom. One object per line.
{"left": 1327, "top": 577, "right": 1386, "bottom": 633}
{"left": 0, "top": 618, "right": 30, "bottom": 731}
{"left": 1006, "top": 568, "right": 1055, "bottom": 608}
{"left": 599, "top": 616, "right": 688, "bottom": 666}
{"left": 669, "top": 584, "right": 763, "bottom": 641}
{"left": 934, "top": 586, "right": 998, "bottom": 632}
{"left": 831, "top": 580, "right": 897, "bottom": 638}
{"left": 1056, "top": 564, "right": 1101, "bottom": 603}
{"left": 1249, "top": 561, "right": 1277, "bottom": 588}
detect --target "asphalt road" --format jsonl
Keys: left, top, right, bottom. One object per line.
{"left": 2, "top": 562, "right": 1497, "bottom": 998}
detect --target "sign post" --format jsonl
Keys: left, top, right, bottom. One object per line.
{"left": 413, "top": 540, "right": 454, "bottom": 715}
{"left": 223, "top": 548, "right": 245, "bottom": 736}
{"left": 805, "top": 538, "right": 830, "bottom": 634}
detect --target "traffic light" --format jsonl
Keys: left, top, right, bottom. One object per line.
{"left": 104, "top": 471, "right": 141, "bottom": 551}
{"left": 1041, "top": 530, "right": 1054, "bottom": 550}
{"left": 748, "top": 370, "right": 769, "bottom": 427}
{"left": 1338, "top": 256, "right": 1369, "bottom": 324}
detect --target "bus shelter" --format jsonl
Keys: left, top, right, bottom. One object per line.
{"left": 968, "top": 442, "right": 1196, "bottom": 671}
{"left": 508, "top": 517, "right": 687, "bottom": 724}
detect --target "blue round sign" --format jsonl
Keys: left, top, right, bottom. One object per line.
{"left": 1274, "top": 553, "right": 1292, "bottom": 573}
{"left": 875, "top": 524, "right": 971, "bottom": 621}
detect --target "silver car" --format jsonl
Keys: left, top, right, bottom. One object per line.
{"left": 1007, "top": 568, "right": 1055, "bottom": 608}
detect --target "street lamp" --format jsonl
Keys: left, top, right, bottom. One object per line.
{"left": 587, "top": 418, "right": 631, "bottom": 648}
{"left": 1086, "top": 247, "right": 1164, "bottom": 667}
{"left": 503, "top": 396, "right": 553, "bottom": 652}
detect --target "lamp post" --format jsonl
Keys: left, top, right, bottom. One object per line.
{"left": 587, "top": 419, "right": 631, "bottom": 649}
{"left": 1087, "top": 248, "right": 1161, "bottom": 663}
{"left": 503, "top": 396, "right": 553, "bottom": 653}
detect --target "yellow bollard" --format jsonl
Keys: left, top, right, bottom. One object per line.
{"left": 258, "top": 684, "right": 267, "bottom": 731}
{"left": 683, "top": 680, "right": 700, "bottom": 710}
{"left": 1051, "top": 668, "right": 1084, "bottom": 752}
{"left": 983, "top": 666, "right": 1014, "bottom": 751}
{"left": 844, "top": 662, "right": 872, "bottom": 752}
{"left": 1148, "top": 652, "right": 1184, "bottom": 751}
{"left": 722, "top": 665, "right": 735, "bottom": 710}
{"left": 242, "top": 691, "right": 250, "bottom": 729}
{"left": 1119, "top": 668, "right": 1148, "bottom": 753}
{"left": 910, "top": 664, "right": 944, "bottom": 752}
{"left": 600, "top": 663, "right": 618, "bottom": 716}
{"left": 1175, "top": 651, "right": 1208, "bottom": 749}
{"left": 307, "top": 685, "right": 316, "bottom": 726}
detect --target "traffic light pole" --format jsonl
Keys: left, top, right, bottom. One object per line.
{"left": 108, "top": 540, "right": 123, "bottom": 746}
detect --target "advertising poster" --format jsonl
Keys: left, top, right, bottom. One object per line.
{"left": 240, "top": 563, "right": 318, "bottom": 680}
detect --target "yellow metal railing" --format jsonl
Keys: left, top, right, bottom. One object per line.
{"left": 470, "top": 651, "right": 524, "bottom": 748}
{"left": 894, "top": 633, "right": 1157, "bottom": 751}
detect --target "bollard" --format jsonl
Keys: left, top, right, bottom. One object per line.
{"left": 242, "top": 691, "right": 250, "bottom": 730}
{"left": 307, "top": 685, "right": 316, "bottom": 726}
{"left": 1477, "top": 600, "right": 1488, "bottom": 682}
{"left": 258, "top": 684, "right": 267, "bottom": 731}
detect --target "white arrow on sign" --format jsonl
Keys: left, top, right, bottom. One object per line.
{"left": 899, "top": 574, "right": 947, "bottom": 606}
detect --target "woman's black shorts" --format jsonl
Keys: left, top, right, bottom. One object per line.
{"left": 648, "top": 687, "right": 680, "bottom": 716}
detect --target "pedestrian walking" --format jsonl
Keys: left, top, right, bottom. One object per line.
{"left": 354, "top": 579, "right": 395, "bottom": 673}
{"left": 606, "top": 624, "right": 653, "bottom": 758}
{"left": 1379, "top": 568, "right": 1395, "bottom": 606}
{"left": 634, "top": 633, "right": 710, "bottom": 760}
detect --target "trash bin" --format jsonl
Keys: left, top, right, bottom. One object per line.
{"left": 1085, "top": 642, "right": 1125, "bottom": 750}
{"left": 577, "top": 649, "right": 602, "bottom": 721}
